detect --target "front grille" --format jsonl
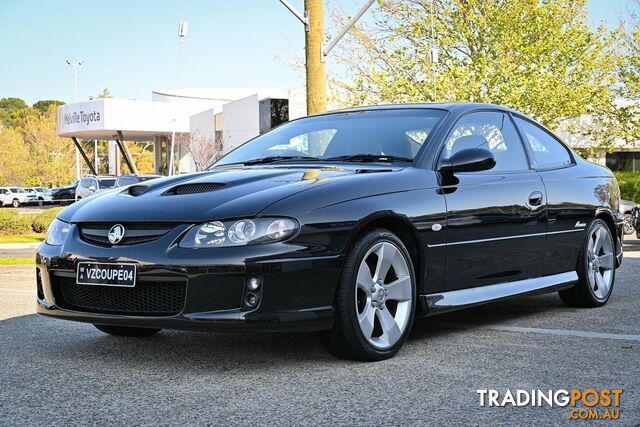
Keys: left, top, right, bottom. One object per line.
{"left": 168, "top": 183, "right": 225, "bottom": 195}
{"left": 79, "top": 222, "right": 178, "bottom": 246}
{"left": 53, "top": 275, "right": 186, "bottom": 316}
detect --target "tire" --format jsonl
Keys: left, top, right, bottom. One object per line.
{"left": 11, "top": 199, "right": 19, "bottom": 208}
{"left": 559, "top": 219, "right": 616, "bottom": 308}
{"left": 623, "top": 213, "right": 634, "bottom": 235}
{"left": 322, "top": 229, "right": 416, "bottom": 361}
{"left": 94, "top": 324, "right": 161, "bottom": 337}
{"left": 37, "top": 198, "right": 43, "bottom": 207}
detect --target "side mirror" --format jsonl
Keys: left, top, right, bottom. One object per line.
{"left": 440, "top": 148, "right": 496, "bottom": 173}
{"left": 88, "top": 185, "right": 96, "bottom": 191}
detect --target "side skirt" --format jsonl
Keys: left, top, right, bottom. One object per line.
{"left": 420, "top": 271, "right": 578, "bottom": 316}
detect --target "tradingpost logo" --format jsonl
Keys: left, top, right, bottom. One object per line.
{"left": 477, "top": 388, "right": 623, "bottom": 420}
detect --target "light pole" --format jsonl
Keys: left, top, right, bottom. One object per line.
{"left": 65, "top": 59, "right": 84, "bottom": 102}
{"left": 66, "top": 59, "right": 84, "bottom": 179}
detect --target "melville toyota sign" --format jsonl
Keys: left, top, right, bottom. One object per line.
{"left": 56, "top": 100, "right": 105, "bottom": 135}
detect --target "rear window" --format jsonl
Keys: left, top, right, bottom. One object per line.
{"left": 99, "top": 179, "right": 116, "bottom": 189}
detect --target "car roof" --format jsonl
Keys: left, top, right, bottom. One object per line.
{"left": 342, "top": 102, "right": 519, "bottom": 114}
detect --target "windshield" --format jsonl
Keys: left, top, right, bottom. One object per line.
{"left": 99, "top": 178, "right": 116, "bottom": 189}
{"left": 214, "top": 109, "right": 445, "bottom": 167}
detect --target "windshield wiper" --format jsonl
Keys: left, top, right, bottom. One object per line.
{"left": 323, "top": 154, "right": 413, "bottom": 163}
{"left": 223, "top": 156, "right": 321, "bottom": 166}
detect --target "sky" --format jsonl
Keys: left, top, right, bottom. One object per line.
{"left": 0, "top": 0, "right": 635, "bottom": 105}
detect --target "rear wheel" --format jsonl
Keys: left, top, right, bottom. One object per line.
{"left": 37, "top": 197, "right": 43, "bottom": 207}
{"left": 322, "top": 229, "right": 416, "bottom": 361}
{"left": 559, "top": 219, "right": 615, "bottom": 307}
{"left": 623, "top": 213, "right": 634, "bottom": 235}
{"left": 11, "top": 199, "right": 19, "bottom": 208}
{"left": 94, "top": 324, "right": 161, "bottom": 337}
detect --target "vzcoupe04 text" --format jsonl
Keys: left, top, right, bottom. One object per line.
{"left": 36, "top": 103, "right": 623, "bottom": 361}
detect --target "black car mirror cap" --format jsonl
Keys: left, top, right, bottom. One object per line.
{"left": 439, "top": 148, "right": 496, "bottom": 173}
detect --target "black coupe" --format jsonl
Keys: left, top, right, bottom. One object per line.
{"left": 36, "top": 103, "right": 623, "bottom": 361}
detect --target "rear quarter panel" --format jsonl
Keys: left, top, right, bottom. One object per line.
{"left": 540, "top": 160, "right": 620, "bottom": 275}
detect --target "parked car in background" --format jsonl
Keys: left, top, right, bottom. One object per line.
{"left": 0, "top": 187, "right": 38, "bottom": 207}
{"left": 25, "top": 187, "right": 53, "bottom": 206}
{"left": 75, "top": 175, "right": 117, "bottom": 200}
{"left": 51, "top": 181, "right": 78, "bottom": 206}
{"left": 114, "top": 174, "right": 161, "bottom": 187}
{"left": 620, "top": 199, "right": 637, "bottom": 235}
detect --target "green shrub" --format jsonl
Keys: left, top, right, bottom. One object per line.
{"left": 31, "top": 207, "right": 63, "bottom": 233}
{"left": 614, "top": 172, "right": 640, "bottom": 203}
{"left": 0, "top": 207, "right": 64, "bottom": 235}
{"left": 0, "top": 210, "right": 33, "bottom": 234}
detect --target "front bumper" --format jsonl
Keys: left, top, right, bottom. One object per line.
{"left": 36, "top": 224, "right": 342, "bottom": 332}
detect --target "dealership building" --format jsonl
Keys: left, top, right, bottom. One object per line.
{"left": 56, "top": 88, "right": 306, "bottom": 177}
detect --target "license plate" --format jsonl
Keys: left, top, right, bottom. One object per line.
{"left": 76, "top": 262, "right": 137, "bottom": 287}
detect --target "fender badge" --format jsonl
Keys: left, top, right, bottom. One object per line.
{"left": 431, "top": 223, "right": 443, "bottom": 232}
{"left": 575, "top": 221, "right": 587, "bottom": 228}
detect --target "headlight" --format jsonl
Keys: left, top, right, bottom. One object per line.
{"left": 45, "top": 219, "right": 70, "bottom": 246}
{"left": 179, "top": 217, "right": 298, "bottom": 248}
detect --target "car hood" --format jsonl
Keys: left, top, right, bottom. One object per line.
{"left": 58, "top": 165, "right": 392, "bottom": 223}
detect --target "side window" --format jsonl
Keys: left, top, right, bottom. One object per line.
{"left": 514, "top": 117, "right": 573, "bottom": 169}
{"left": 443, "top": 112, "right": 529, "bottom": 172}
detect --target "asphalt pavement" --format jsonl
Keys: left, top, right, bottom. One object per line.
{"left": 0, "top": 253, "right": 639, "bottom": 425}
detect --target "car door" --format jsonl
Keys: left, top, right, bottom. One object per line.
{"left": 513, "top": 116, "right": 590, "bottom": 276}
{"left": 438, "top": 111, "right": 547, "bottom": 290}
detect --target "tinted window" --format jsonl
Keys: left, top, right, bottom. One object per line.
{"left": 216, "top": 109, "right": 446, "bottom": 166}
{"left": 443, "top": 112, "right": 529, "bottom": 172}
{"left": 515, "top": 117, "right": 572, "bottom": 169}
{"left": 99, "top": 178, "right": 116, "bottom": 189}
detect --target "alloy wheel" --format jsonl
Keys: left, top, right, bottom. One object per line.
{"left": 355, "top": 241, "right": 413, "bottom": 350}
{"left": 587, "top": 224, "right": 614, "bottom": 300}
{"left": 623, "top": 214, "right": 634, "bottom": 235}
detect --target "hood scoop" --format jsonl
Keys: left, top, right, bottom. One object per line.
{"left": 127, "top": 185, "right": 149, "bottom": 196}
{"left": 165, "top": 182, "right": 226, "bottom": 195}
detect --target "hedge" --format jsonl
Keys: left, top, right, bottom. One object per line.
{"left": 0, "top": 207, "right": 63, "bottom": 235}
{"left": 614, "top": 172, "right": 640, "bottom": 204}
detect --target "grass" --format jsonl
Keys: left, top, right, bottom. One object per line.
{"left": 0, "top": 257, "right": 35, "bottom": 265}
{"left": 0, "top": 234, "right": 44, "bottom": 244}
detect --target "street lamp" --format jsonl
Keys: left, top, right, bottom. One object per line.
{"left": 65, "top": 59, "right": 84, "bottom": 102}
{"left": 66, "top": 59, "right": 84, "bottom": 179}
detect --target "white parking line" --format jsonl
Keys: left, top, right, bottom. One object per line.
{"left": 486, "top": 325, "right": 640, "bottom": 342}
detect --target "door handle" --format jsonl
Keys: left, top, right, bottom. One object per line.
{"left": 528, "top": 191, "right": 544, "bottom": 207}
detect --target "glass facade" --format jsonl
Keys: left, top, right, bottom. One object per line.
{"left": 606, "top": 152, "right": 640, "bottom": 172}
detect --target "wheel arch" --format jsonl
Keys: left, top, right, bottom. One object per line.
{"left": 595, "top": 208, "right": 622, "bottom": 267}
{"left": 344, "top": 213, "right": 424, "bottom": 291}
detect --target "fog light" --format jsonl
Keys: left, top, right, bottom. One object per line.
{"left": 245, "top": 293, "right": 259, "bottom": 307}
{"left": 247, "top": 277, "right": 261, "bottom": 291}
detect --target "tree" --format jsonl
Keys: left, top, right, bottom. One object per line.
{"left": 185, "top": 130, "right": 223, "bottom": 171}
{"left": 0, "top": 97, "right": 28, "bottom": 127}
{"left": 97, "top": 88, "right": 113, "bottom": 99}
{"left": 13, "top": 105, "right": 75, "bottom": 186}
{"left": 332, "top": 0, "right": 617, "bottom": 133}
{"left": 32, "top": 99, "right": 65, "bottom": 114}
{"left": 0, "top": 127, "right": 29, "bottom": 185}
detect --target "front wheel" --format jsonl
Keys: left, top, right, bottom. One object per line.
{"left": 94, "top": 324, "right": 161, "bottom": 337}
{"left": 559, "top": 219, "right": 615, "bottom": 307}
{"left": 322, "top": 229, "right": 416, "bottom": 361}
{"left": 11, "top": 199, "right": 19, "bottom": 208}
{"left": 37, "top": 198, "right": 43, "bottom": 207}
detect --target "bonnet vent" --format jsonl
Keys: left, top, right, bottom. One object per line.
{"left": 128, "top": 185, "right": 148, "bottom": 196}
{"left": 166, "top": 183, "right": 226, "bottom": 195}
